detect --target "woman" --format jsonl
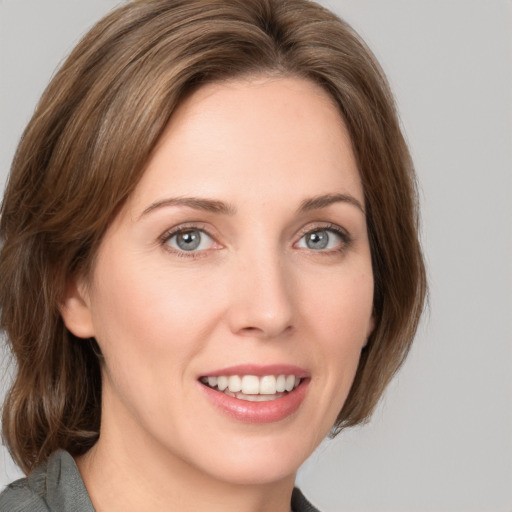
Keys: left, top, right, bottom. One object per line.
{"left": 0, "top": 0, "right": 426, "bottom": 510}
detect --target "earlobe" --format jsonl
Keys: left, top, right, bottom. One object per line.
{"left": 60, "top": 279, "right": 95, "bottom": 339}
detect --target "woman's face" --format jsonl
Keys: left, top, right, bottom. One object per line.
{"left": 66, "top": 76, "right": 374, "bottom": 486}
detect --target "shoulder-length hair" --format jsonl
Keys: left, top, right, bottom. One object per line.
{"left": 0, "top": 0, "right": 426, "bottom": 474}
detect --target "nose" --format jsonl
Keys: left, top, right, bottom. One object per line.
{"left": 227, "top": 251, "right": 295, "bottom": 339}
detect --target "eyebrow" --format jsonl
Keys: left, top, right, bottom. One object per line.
{"left": 298, "top": 193, "right": 365, "bottom": 214}
{"left": 139, "top": 192, "right": 364, "bottom": 219}
{"left": 140, "top": 197, "right": 237, "bottom": 218}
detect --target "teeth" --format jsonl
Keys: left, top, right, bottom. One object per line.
{"left": 228, "top": 375, "right": 242, "bottom": 392}
{"left": 241, "top": 375, "right": 260, "bottom": 394}
{"left": 217, "top": 376, "right": 228, "bottom": 391}
{"left": 260, "top": 375, "right": 276, "bottom": 394}
{"left": 225, "top": 390, "right": 282, "bottom": 402}
{"left": 276, "top": 375, "right": 286, "bottom": 392}
{"left": 201, "top": 374, "right": 302, "bottom": 398}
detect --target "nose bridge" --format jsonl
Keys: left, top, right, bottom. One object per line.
{"left": 229, "top": 239, "right": 294, "bottom": 338}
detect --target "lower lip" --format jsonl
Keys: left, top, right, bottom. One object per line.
{"left": 199, "top": 380, "right": 309, "bottom": 424}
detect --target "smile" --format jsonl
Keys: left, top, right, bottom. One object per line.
{"left": 198, "top": 366, "right": 309, "bottom": 423}
{"left": 200, "top": 374, "right": 301, "bottom": 402}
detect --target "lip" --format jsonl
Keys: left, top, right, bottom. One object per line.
{"left": 199, "top": 378, "right": 309, "bottom": 424}
{"left": 199, "top": 364, "right": 310, "bottom": 379}
{"left": 198, "top": 364, "right": 310, "bottom": 424}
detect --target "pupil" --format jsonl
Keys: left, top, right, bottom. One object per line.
{"left": 177, "top": 230, "right": 201, "bottom": 251}
{"left": 307, "top": 231, "right": 328, "bottom": 250}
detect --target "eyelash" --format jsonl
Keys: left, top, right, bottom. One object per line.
{"left": 159, "top": 222, "right": 352, "bottom": 259}
{"left": 159, "top": 223, "right": 215, "bottom": 259}
{"left": 295, "top": 223, "right": 352, "bottom": 255}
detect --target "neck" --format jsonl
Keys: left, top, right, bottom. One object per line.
{"left": 76, "top": 399, "right": 296, "bottom": 512}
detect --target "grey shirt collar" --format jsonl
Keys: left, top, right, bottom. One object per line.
{"left": 1, "top": 449, "right": 320, "bottom": 512}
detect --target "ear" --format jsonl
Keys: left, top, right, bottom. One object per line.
{"left": 60, "top": 279, "right": 95, "bottom": 339}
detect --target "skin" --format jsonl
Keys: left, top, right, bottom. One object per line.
{"left": 62, "top": 75, "right": 374, "bottom": 512}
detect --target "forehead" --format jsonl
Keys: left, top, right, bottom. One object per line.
{"left": 128, "top": 75, "right": 363, "bottom": 212}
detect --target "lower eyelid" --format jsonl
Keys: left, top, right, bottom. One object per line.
{"left": 159, "top": 224, "right": 351, "bottom": 256}
{"left": 160, "top": 225, "right": 218, "bottom": 253}
{"left": 296, "top": 226, "right": 351, "bottom": 247}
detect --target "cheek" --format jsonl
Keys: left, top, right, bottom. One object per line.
{"left": 91, "top": 254, "right": 215, "bottom": 344}
{"left": 87, "top": 262, "right": 215, "bottom": 426}
{"left": 304, "top": 264, "right": 374, "bottom": 343}
{"left": 301, "top": 265, "right": 373, "bottom": 403}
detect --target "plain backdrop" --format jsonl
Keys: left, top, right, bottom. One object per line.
{"left": 1, "top": 1, "right": 511, "bottom": 511}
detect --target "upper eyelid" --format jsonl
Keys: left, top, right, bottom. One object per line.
{"left": 158, "top": 221, "right": 351, "bottom": 248}
{"left": 159, "top": 222, "right": 214, "bottom": 241}
{"left": 296, "top": 222, "right": 350, "bottom": 238}
{"left": 159, "top": 224, "right": 219, "bottom": 258}
{"left": 294, "top": 223, "right": 353, "bottom": 253}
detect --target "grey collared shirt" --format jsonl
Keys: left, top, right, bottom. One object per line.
{"left": 0, "top": 450, "right": 320, "bottom": 512}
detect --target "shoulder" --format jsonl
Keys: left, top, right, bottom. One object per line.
{"left": 292, "top": 487, "right": 322, "bottom": 512}
{"left": 0, "top": 450, "right": 94, "bottom": 512}
{"left": 0, "top": 466, "right": 50, "bottom": 512}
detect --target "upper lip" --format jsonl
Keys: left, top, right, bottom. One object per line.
{"left": 199, "top": 364, "right": 310, "bottom": 379}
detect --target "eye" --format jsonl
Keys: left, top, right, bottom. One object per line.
{"left": 164, "top": 228, "right": 215, "bottom": 252}
{"left": 296, "top": 227, "right": 348, "bottom": 251}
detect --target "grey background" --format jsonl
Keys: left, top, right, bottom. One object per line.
{"left": 1, "top": 0, "right": 511, "bottom": 511}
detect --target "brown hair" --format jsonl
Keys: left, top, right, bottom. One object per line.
{"left": 0, "top": 0, "right": 426, "bottom": 474}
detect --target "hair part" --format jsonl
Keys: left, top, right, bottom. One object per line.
{"left": 0, "top": 0, "right": 426, "bottom": 473}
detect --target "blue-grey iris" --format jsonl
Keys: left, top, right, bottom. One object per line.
{"left": 306, "top": 230, "right": 329, "bottom": 250}
{"left": 176, "top": 230, "right": 201, "bottom": 251}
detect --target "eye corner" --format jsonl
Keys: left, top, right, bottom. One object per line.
{"left": 160, "top": 224, "right": 221, "bottom": 258}
{"left": 294, "top": 223, "right": 352, "bottom": 253}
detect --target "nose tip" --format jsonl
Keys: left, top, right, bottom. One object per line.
{"left": 235, "top": 316, "right": 294, "bottom": 339}
{"left": 228, "top": 261, "right": 295, "bottom": 339}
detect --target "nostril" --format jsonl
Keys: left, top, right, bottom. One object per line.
{"left": 238, "top": 324, "right": 293, "bottom": 338}
{"left": 239, "top": 326, "right": 263, "bottom": 335}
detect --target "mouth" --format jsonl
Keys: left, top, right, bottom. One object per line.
{"left": 198, "top": 365, "right": 310, "bottom": 423}
{"left": 199, "top": 374, "right": 302, "bottom": 402}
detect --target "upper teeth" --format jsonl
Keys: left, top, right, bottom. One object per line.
{"left": 201, "top": 374, "right": 301, "bottom": 394}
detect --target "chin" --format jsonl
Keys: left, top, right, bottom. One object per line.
{"left": 181, "top": 424, "right": 323, "bottom": 487}
{"left": 200, "top": 451, "right": 302, "bottom": 487}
